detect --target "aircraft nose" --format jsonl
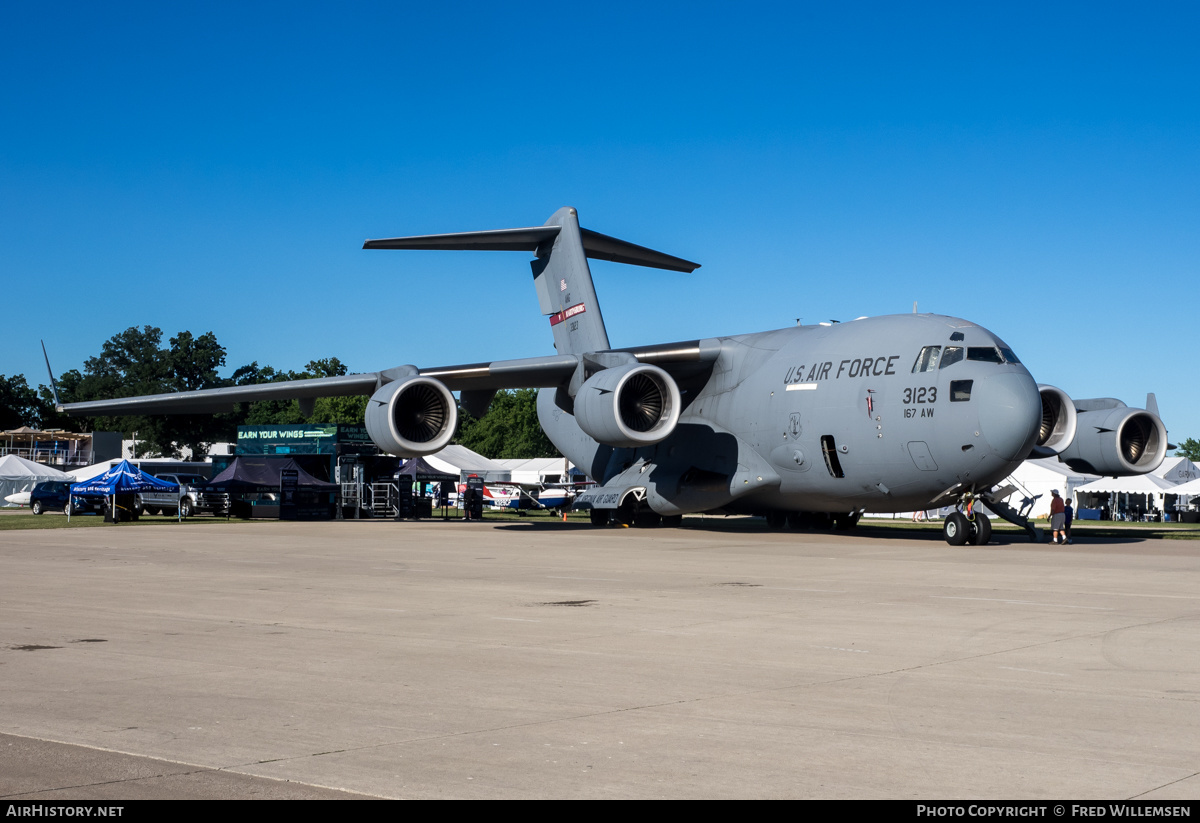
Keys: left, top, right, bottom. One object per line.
{"left": 975, "top": 371, "right": 1041, "bottom": 462}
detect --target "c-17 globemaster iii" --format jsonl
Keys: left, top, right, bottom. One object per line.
{"left": 60, "top": 207, "right": 1169, "bottom": 544}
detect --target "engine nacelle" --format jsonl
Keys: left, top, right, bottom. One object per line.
{"left": 574, "top": 363, "right": 682, "bottom": 448}
{"left": 1029, "top": 384, "right": 1078, "bottom": 458}
{"left": 1058, "top": 404, "right": 1167, "bottom": 476}
{"left": 364, "top": 375, "right": 457, "bottom": 457}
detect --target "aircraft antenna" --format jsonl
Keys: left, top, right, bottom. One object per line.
{"left": 913, "top": 301, "right": 918, "bottom": 314}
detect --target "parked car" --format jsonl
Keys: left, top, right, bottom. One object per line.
{"left": 28, "top": 481, "right": 104, "bottom": 516}
{"left": 136, "top": 473, "right": 229, "bottom": 517}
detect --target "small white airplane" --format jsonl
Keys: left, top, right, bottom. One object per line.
{"left": 536, "top": 480, "right": 596, "bottom": 510}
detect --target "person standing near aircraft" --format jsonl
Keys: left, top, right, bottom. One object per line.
{"left": 1063, "top": 495, "right": 1074, "bottom": 544}
{"left": 1049, "top": 489, "right": 1066, "bottom": 544}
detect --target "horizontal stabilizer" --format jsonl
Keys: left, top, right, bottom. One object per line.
{"left": 578, "top": 228, "right": 698, "bottom": 272}
{"left": 365, "top": 222, "right": 699, "bottom": 272}
{"left": 364, "top": 226, "right": 560, "bottom": 252}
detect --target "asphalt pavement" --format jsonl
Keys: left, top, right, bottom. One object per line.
{"left": 2, "top": 517, "right": 1198, "bottom": 799}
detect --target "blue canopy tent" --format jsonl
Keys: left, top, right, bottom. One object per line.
{"left": 69, "top": 460, "right": 180, "bottom": 523}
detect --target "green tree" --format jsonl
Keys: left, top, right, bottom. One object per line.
{"left": 37, "top": 369, "right": 84, "bottom": 431}
{"left": 0, "top": 374, "right": 49, "bottom": 429}
{"left": 67, "top": 326, "right": 232, "bottom": 458}
{"left": 234, "top": 361, "right": 303, "bottom": 425}
{"left": 234, "top": 357, "right": 368, "bottom": 425}
{"left": 457, "top": 389, "right": 558, "bottom": 459}
{"left": 38, "top": 332, "right": 374, "bottom": 449}
{"left": 303, "top": 358, "right": 369, "bottom": 424}
{"left": 168, "top": 331, "right": 226, "bottom": 391}
{"left": 1175, "top": 438, "right": 1200, "bottom": 462}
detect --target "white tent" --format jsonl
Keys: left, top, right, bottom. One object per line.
{"left": 1154, "top": 456, "right": 1200, "bottom": 484}
{"left": 1168, "top": 476, "right": 1200, "bottom": 497}
{"left": 69, "top": 458, "right": 211, "bottom": 483}
{"left": 999, "top": 457, "right": 1097, "bottom": 517}
{"left": 68, "top": 461, "right": 117, "bottom": 483}
{"left": 1075, "top": 473, "right": 1178, "bottom": 520}
{"left": 1161, "top": 476, "right": 1200, "bottom": 523}
{"left": 0, "top": 454, "right": 73, "bottom": 507}
{"left": 492, "top": 457, "right": 576, "bottom": 487}
{"left": 1075, "top": 474, "right": 1177, "bottom": 494}
{"left": 424, "top": 445, "right": 512, "bottom": 483}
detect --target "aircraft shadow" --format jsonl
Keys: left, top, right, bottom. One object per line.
{"left": 489, "top": 518, "right": 1161, "bottom": 545}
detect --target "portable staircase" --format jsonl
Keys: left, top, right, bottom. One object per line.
{"left": 981, "top": 476, "right": 1044, "bottom": 542}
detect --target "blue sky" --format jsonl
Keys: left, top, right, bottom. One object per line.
{"left": 3, "top": 2, "right": 1197, "bottom": 441}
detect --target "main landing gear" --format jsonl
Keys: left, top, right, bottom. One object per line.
{"left": 942, "top": 496, "right": 991, "bottom": 546}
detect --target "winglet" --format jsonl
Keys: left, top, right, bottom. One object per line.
{"left": 40, "top": 340, "right": 63, "bottom": 411}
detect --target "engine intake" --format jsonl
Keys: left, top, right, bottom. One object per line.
{"left": 574, "top": 363, "right": 681, "bottom": 448}
{"left": 1029, "top": 384, "right": 1078, "bottom": 457}
{"left": 365, "top": 375, "right": 457, "bottom": 457}
{"left": 1058, "top": 404, "right": 1167, "bottom": 476}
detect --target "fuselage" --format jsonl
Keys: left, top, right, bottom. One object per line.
{"left": 541, "top": 313, "right": 1042, "bottom": 515}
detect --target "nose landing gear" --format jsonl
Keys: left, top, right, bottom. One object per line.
{"left": 943, "top": 495, "right": 992, "bottom": 546}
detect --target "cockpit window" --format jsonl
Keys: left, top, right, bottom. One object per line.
{"left": 999, "top": 347, "right": 1021, "bottom": 364}
{"left": 967, "top": 347, "right": 1004, "bottom": 364}
{"left": 940, "top": 347, "right": 964, "bottom": 369}
{"left": 912, "top": 346, "right": 941, "bottom": 373}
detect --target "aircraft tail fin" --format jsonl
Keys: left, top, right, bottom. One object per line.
{"left": 531, "top": 207, "right": 611, "bottom": 355}
{"left": 364, "top": 206, "right": 699, "bottom": 356}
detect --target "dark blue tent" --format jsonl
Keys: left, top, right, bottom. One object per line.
{"left": 206, "top": 457, "right": 336, "bottom": 492}
{"left": 396, "top": 457, "right": 457, "bottom": 484}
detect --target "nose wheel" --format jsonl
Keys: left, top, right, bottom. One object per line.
{"left": 943, "top": 497, "right": 992, "bottom": 546}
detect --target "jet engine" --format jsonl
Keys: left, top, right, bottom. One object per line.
{"left": 573, "top": 363, "right": 682, "bottom": 448}
{"left": 1029, "top": 384, "right": 1078, "bottom": 458}
{"left": 364, "top": 375, "right": 457, "bottom": 457}
{"left": 1057, "top": 402, "right": 1167, "bottom": 476}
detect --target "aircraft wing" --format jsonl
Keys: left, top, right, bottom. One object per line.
{"left": 60, "top": 373, "right": 383, "bottom": 416}
{"left": 58, "top": 355, "right": 582, "bottom": 416}
{"left": 56, "top": 332, "right": 727, "bottom": 418}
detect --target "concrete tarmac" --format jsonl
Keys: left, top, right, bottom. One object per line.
{"left": 1, "top": 517, "right": 1198, "bottom": 799}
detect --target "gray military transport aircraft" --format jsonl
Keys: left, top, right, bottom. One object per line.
{"left": 60, "top": 207, "right": 1169, "bottom": 544}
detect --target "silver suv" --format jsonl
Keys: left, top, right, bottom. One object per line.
{"left": 137, "top": 473, "right": 229, "bottom": 517}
